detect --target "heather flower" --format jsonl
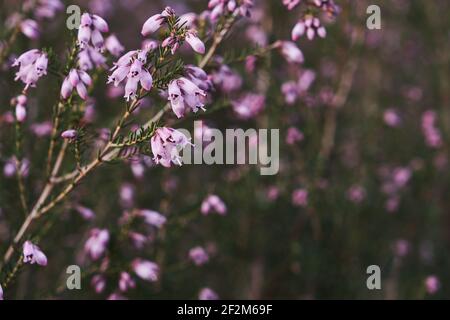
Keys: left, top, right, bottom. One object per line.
{"left": 184, "top": 65, "right": 214, "bottom": 92}
{"left": 61, "top": 129, "right": 78, "bottom": 140}
{"left": 292, "top": 16, "right": 326, "bottom": 41}
{"left": 199, "top": 287, "right": 219, "bottom": 300}
{"left": 31, "top": 121, "right": 52, "bottom": 137}
{"left": 394, "top": 239, "right": 410, "bottom": 257}
{"left": 292, "top": 188, "right": 308, "bottom": 207}
{"left": 185, "top": 30, "right": 205, "bottom": 54}
{"left": 283, "top": 0, "right": 301, "bottom": 10}
{"left": 201, "top": 194, "right": 227, "bottom": 215}
{"left": 421, "top": 110, "right": 442, "bottom": 148}
{"left": 91, "top": 274, "right": 106, "bottom": 293}
{"left": 108, "top": 49, "right": 153, "bottom": 101}
{"left": 78, "top": 46, "right": 107, "bottom": 70}
{"left": 267, "top": 186, "right": 280, "bottom": 201}
{"left": 77, "top": 13, "right": 109, "bottom": 49}
{"left": 119, "top": 272, "right": 136, "bottom": 292}
{"left": 167, "top": 76, "right": 207, "bottom": 118}
{"left": 150, "top": 127, "right": 191, "bottom": 167}
{"left": 14, "top": 95, "right": 27, "bottom": 123}
{"left": 347, "top": 185, "right": 366, "bottom": 204}
{"left": 120, "top": 183, "right": 135, "bottom": 208}
{"left": 129, "top": 232, "right": 148, "bottom": 249}
{"left": 384, "top": 109, "right": 401, "bottom": 127}
{"left": 61, "top": 68, "right": 93, "bottom": 100}
{"left": 189, "top": 246, "right": 209, "bottom": 266}
{"left": 105, "top": 34, "right": 125, "bottom": 57}
{"left": 139, "top": 209, "right": 167, "bottom": 228}
{"left": 277, "top": 41, "right": 304, "bottom": 64}
{"left": 74, "top": 205, "right": 95, "bottom": 220}
{"left": 34, "top": 0, "right": 64, "bottom": 19}
{"left": 141, "top": 7, "right": 174, "bottom": 36}
{"left": 231, "top": 93, "right": 265, "bottom": 120}
{"left": 132, "top": 259, "right": 159, "bottom": 282}
{"left": 0, "top": 284, "right": 3, "bottom": 300}
{"left": 23, "top": 240, "right": 47, "bottom": 266}
{"left": 314, "top": 0, "right": 340, "bottom": 16}
{"left": 208, "top": 0, "right": 253, "bottom": 22}
{"left": 211, "top": 63, "right": 243, "bottom": 93}
{"left": 425, "top": 276, "right": 440, "bottom": 294}
{"left": 286, "top": 127, "right": 304, "bottom": 145}
{"left": 245, "top": 25, "right": 268, "bottom": 47}
{"left": 13, "top": 49, "right": 48, "bottom": 90}
{"left": 20, "top": 19, "right": 40, "bottom": 39}
{"left": 84, "top": 228, "right": 109, "bottom": 260}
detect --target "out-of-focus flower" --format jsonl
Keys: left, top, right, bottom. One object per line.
{"left": 105, "top": 34, "right": 125, "bottom": 57}
{"left": 267, "top": 186, "right": 280, "bottom": 201}
{"left": 292, "top": 188, "right": 308, "bottom": 207}
{"left": 276, "top": 41, "right": 304, "bottom": 64}
{"left": 14, "top": 95, "right": 27, "bottom": 123}
{"left": 168, "top": 76, "right": 207, "bottom": 118}
{"left": 208, "top": 0, "right": 253, "bottom": 22}
{"left": 84, "top": 228, "right": 109, "bottom": 260}
{"left": 0, "top": 284, "right": 3, "bottom": 300}
{"left": 30, "top": 121, "right": 52, "bottom": 137}
{"left": 13, "top": 49, "right": 48, "bottom": 90}
{"left": 201, "top": 194, "right": 227, "bottom": 215}
{"left": 231, "top": 93, "right": 265, "bottom": 120}
{"left": 189, "top": 246, "right": 209, "bottom": 266}
{"left": 77, "top": 13, "right": 109, "bottom": 49}
{"left": 150, "top": 127, "right": 191, "bottom": 167}
{"left": 199, "top": 287, "right": 219, "bottom": 300}
{"left": 384, "top": 109, "right": 401, "bottom": 127}
{"left": 120, "top": 183, "right": 135, "bottom": 208}
{"left": 211, "top": 63, "right": 243, "bottom": 93}
{"left": 347, "top": 185, "right": 366, "bottom": 204}
{"left": 23, "top": 241, "right": 47, "bottom": 266}
{"left": 132, "top": 259, "right": 159, "bottom": 282}
{"left": 286, "top": 127, "right": 304, "bottom": 145}
{"left": 108, "top": 49, "right": 153, "bottom": 101}
{"left": 61, "top": 68, "right": 92, "bottom": 100}
{"left": 74, "top": 205, "right": 95, "bottom": 220}
{"left": 139, "top": 209, "right": 167, "bottom": 228}
{"left": 61, "top": 129, "right": 78, "bottom": 140}
{"left": 119, "top": 271, "right": 136, "bottom": 292}
{"left": 78, "top": 46, "right": 107, "bottom": 70}
{"left": 425, "top": 275, "right": 440, "bottom": 294}
{"left": 392, "top": 167, "right": 411, "bottom": 188}
{"left": 292, "top": 16, "right": 326, "bottom": 41}
{"left": 421, "top": 110, "right": 442, "bottom": 148}
{"left": 314, "top": 0, "right": 340, "bottom": 16}
{"left": 20, "top": 19, "right": 40, "bottom": 39}
{"left": 91, "top": 274, "right": 106, "bottom": 293}
{"left": 34, "top": 0, "right": 64, "bottom": 19}
{"left": 283, "top": 0, "right": 301, "bottom": 10}
{"left": 394, "top": 239, "right": 410, "bottom": 257}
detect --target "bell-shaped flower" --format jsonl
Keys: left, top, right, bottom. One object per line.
{"left": 23, "top": 241, "right": 48, "bottom": 266}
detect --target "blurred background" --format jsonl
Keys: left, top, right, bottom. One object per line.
{"left": 0, "top": 0, "right": 449, "bottom": 299}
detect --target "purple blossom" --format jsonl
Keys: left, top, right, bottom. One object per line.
{"left": 20, "top": 19, "right": 40, "bottom": 39}
{"left": 199, "top": 287, "right": 219, "bottom": 300}
{"left": 132, "top": 259, "right": 159, "bottom": 282}
{"left": 286, "top": 127, "right": 304, "bottom": 145}
{"left": 105, "top": 34, "right": 125, "bottom": 57}
{"left": 13, "top": 49, "right": 48, "bottom": 90}
{"left": 84, "top": 228, "right": 109, "bottom": 260}
{"left": 292, "top": 16, "right": 327, "bottom": 41}
{"left": 231, "top": 93, "right": 265, "bottom": 120}
{"left": 91, "top": 274, "right": 106, "bottom": 294}
{"left": 61, "top": 129, "right": 78, "bottom": 140}
{"left": 168, "top": 76, "right": 207, "bottom": 118}
{"left": 23, "top": 240, "right": 47, "bottom": 266}
{"left": 189, "top": 246, "right": 209, "bottom": 266}
{"left": 150, "top": 127, "right": 192, "bottom": 167}
{"left": 139, "top": 209, "right": 167, "bottom": 228}
{"left": 119, "top": 271, "right": 136, "bottom": 292}
{"left": 277, "top": 41, "right": 304, "bottom": 64}
{"left": 283, "top": 0, "right": 301, "bottom": 10}
{"left": 201, "top": 194, "right": 227, "bottom": 216}
{"left": 77, "top": 13, "right": 109, "bottom": 49}
{"left": 292, "top": 188, "right": 308, "bottom": 207}
{"left": 425, "top": 275, "right": 440, "bottom": 294}
{"left": 61, "top": 68, "right": 92, "bottom": 100}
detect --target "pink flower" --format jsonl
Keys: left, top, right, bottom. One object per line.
{"left": 421, "top": 110, "right": 442, "bottom": 148}
{"left": 292, "top": 16, "right": 326, "bottom": 41}
{"left": 347, "top": 185, "right": 366, "bottom": 204}
{"left": 14, "top": 95, "right": 27, "bottom": 122}
{"left": 0, "top": 284, "right": 3, "bottom": 300}
{"left": 35, "top": 0, "right": 64, "bottom": 19}
{"left": 286, "top": 127, "right": 304, "bottom": 145}
{"left": 108, "top": 49, "right": 153, "bottom": 101}
{"left": 91, "top": 274, "right": 106, "bottom": 294}
{"left": 201, "top": 194, "right": 227, "bottom": 215}
{"left": 61, "top": 68, "right": 92, "bottom": 100}
{"left": 20, "top": 19, "right": 40, "bottom": 39}
{"left": 283, "top": 0, "right": 301, "bottom": 10}
{"left": 267, "top": 186, "right": 280, "bottom": 201}
{"left": 31, "top": 121, "right": 52, "bottom": 137}
{"left": 132, "top": 259, "right": 159, "bottom": 282}
{"left": 292, "top": 189, "right": 308, "bottom": 207}
{"left": 168, "top": 76, "right": 207, "bottom": 118}
{"left": 61, "top": 129, "right": 78, "bottom": 140}
{"left": 13, "top": 49, "right": 48, "bottom": 90}
{"left": 119, "top": 272, "right": 136, "bottom": 292}
{"left": 394, "top": 239, "right": 410, "bottom": 257}
{"left": 199, "top": 287, "right": 219, "bottom": 300}
{"left": 105, "top": 34, "right": 124, "bottom": 57}
{"left": 231, "top": 93, "right": 265, "bottom": 120}
{"left": 74, "top": 205, "right": 95, "bottom": 220}
{"left": 141, "top": 12, "right": 166, "bottom": 36}
{"left": 23, "top": 241, "right": 47, "bottom": 266}
{"left": 77, "top": 13, "right": 109, "bottom": 49}
{"left": 189, "top": 246, "right": 209, "bottom": 266}
{"left": 139, "top": 209, "right": 167, "bottom": 228}
{"left": 211, "top": 64, "right": 243, "bottom": 93}
{"left": 277, "top": 41, "right": 304, "bottom": 64}
{"left": 150, "top": 127, "right": 192, "bottom": 167}
{"left": 78, "top": 46, "right": 107, "bottom": 70}
{"left": 425, "top": 275, "right": 440, "bottom": 294}
{"left": 84, "top": 228, "right": 109, "bottom": 260}
{"left": 185, "top": 31, "right": 205, "bottom": 54}
{"left": 384, "top": 109, "right": 401, "bottom": 127}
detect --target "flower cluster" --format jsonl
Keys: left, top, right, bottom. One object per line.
{"left": 61, "top": 68, "right": 93, "bottom": 100}
{"left": 77, "top": 13, "right": 109, "bottom": 49}
{"left": 292, "top": 15, "right": 327, "bottom": 41}
{"left": 23, "top": 241, "right": 47, "bottom": 266}
{"left": 150, "top": 127, "right": 192, "bottom": 167}
{"left": 421, "top": 111, "right": 442, "bottom": 148}
{"left": 108, "top": 48, "right": 153, "bottom": 101}
{"left": 201, "top": 194, "right": 227, "bottom": 215}
{"left": 12, "top": 49, "right": 48, "bottom": 90}
{"left": 84, "top": 228, "right": 110, "bottom": 260}
{"left": 168, "top": 75, "right": 208, "bottom": 118}
{"left": 208, "top": 0, "right": 254, "bottom": 22}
